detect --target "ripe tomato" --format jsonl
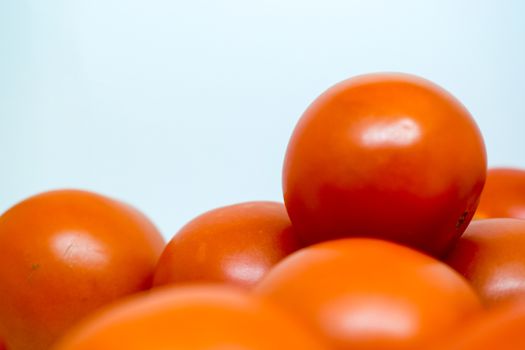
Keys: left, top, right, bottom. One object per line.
{"left": 446, "top": 218, "right": 525, "bottom": 306}
{"left": 0, "top": 338, "right": 5, "bottom": 350}
{"left": 254, "top": 238, "right": 482, "bottom": 350}
{"left": 474, "top": 168, "right": 525, "bottom": 219}
{"left": 283, "top": 73, "right": 486, "bottom": 256}
{"left": 435, "top": 301, "right": 525, "bottom": 350}
{"left": 154, "top": 201, "right": 300, "bottom": 289}
{"left": 0, "top": 190, "right": 165, "bottom": 350}
{"left": 52, "top": 285, "right": 328, "bottom": 350}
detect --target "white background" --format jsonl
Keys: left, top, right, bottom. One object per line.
{"left": 1, "top": 1, "right": 524, "bottom": 238}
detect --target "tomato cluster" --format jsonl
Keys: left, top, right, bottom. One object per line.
{"left": 1, "top": 73, "right": 524, "bottom": 350}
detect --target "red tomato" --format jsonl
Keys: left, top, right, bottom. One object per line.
{"left": 0, "top": 338, "right": 6, "bottom": 350}
{"left": 435, "top": 301, "right": 525, "bottom": 350}
{"left": 475, "top": 168, "right": 525, "bottom": 219}
{"left": 0, "top": 190, "right": 165, "bottom": 350}
{"left": 283, "top": 73, "right": 486, "bottom": 256}
{"left": 52, "top": 285, "right": 328, "bottom": 350}
{"left": 254, "top": 238, "right": 482, "bottom": 350}
{"left": 154, "top": 201, "right": 300, "bottom": 289}
{"left": 446, "top": 218, "right": 525, "bottom": 306}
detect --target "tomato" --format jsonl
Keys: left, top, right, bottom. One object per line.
{"left": 0, "top": 339, "right": 6, "bottom": 350}
{"left": 0, "top": 190, "right": 165, "bottom": 350}
{"left": 254, "top": 238, "right": 482, "bottom": 350}
{"left": 154, "top": 201, "right": 300, "bottom": 289}
{"left": 283, "top": 73, "right": 486, "bottom": 256}
{"left": 474, "top": 168, "right": 525, "bottom": 219}
{"left": 446, "top": 218, "right": 525, "bottom": 306}
{"left": 435, "top": 301, "right": 525, "bottom": 350}
{"left": 51, "top": 285, "right": 328, "bottom": 350}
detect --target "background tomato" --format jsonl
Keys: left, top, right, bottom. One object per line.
{"left": 154, "top": 201, "right": 300, "bottom": 289}
{"left": 254, "top": 238, "right": 482, "bottom": 350}
{"left": 474, "top": 168, "right": 525, "bottom": 219}
{"left": 283, "top": 73, "right": 486, "bottom": 256}
{"left": 435, "top": 301, "right": 525, "bottom": 350}
{"left": 446, "top": 218, "right": 525, "bottom": 306}
{"left": 52, "top": 285, "right": 328, "bottom": 350}
{"left": 0, "top": 190, "right": 165, "bottom": 350}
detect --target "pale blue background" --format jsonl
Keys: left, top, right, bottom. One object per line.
{"left": 1, "top": 1, "right": 524, "bottom": 239}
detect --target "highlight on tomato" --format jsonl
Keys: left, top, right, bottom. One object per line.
{"left": 283, "top": 73, "right": 486, "bottom": 256}
{"left": 154, "top": 201, "right": 300, "bottom": 289}
{"left": 0, "top": 189, "right": 165, "bottom": 350}
{"left": 51, "top": 285, "right": 328, "bottom": 350}
{"left": 446, "top": 218, "right": 525, "bottom": 306}
{"left": 254, "top": 238, "right": 482, "bottom": 350}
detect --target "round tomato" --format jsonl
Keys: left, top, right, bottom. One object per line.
{"left": 52, "top": 285, "right": 328, "bottom": 350}
{"left": 0, "top": 190, "right": 165, "bottom": 350}
{"left": 475, "top": 168, "right": 525, "bottom": 219}
{"left": 436, "top": 301, "right": 525, "bottom": 350}
{"left": 254, "top": 238, "right": 482, "bottom": 350}
{"left": 283, "top": 73, "right": 486, "bottom": 256}
{"left": 154, "top": 201, "right": 300, "bottom": 289}
{"left": 446, "top": 218, "right": 525, "bottom": 306}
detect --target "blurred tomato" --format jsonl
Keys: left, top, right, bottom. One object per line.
{"left": 446, "top": 218, "right": 525, "bottom": 306}
{"left": 435, "top": 301, "right": 525, "bottom": 350}
{"left": 52, "top": 285, "right": 328, "bottom": 350}
{"left": 0, "top": 338, "right": 6, "bottom": 350}
{"left": 154, "top": 201, "right": 300, "bottom": 289}
{"left": 475, "top": 168, "right": 525, "bottom": 219}
{"left": 283, "top": 73, "right": 486, "bottom": 256}
{"left": 0, "top": 190, "right": 165, "bottom": 350}
{"left": 254, "top": 238, "right": 482, "bottom": 350}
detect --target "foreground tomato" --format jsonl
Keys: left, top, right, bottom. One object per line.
{"left": 154, "top": 201, "right": 300, "bottom": 289}
{"left": 475, "top": 168, "right": 525, "bottom": 219}
{"left": 435, "top": 301, "right": 525, "bottom": 350}
{"left": 446, "top": 218, "right": 525, "bottom": 306}
{"left": 0, "top": 190, "right": 165, "bottom": 350}
{"left": 254, "top": 238, "right": 482, "bottom": 350}
{"left": 52, "top": 285, "right": 328, "bottom": 350}
{"left": 283, "top": 73, "right": 486, "bottom": 256}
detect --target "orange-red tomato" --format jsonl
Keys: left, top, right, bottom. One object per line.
{"left": 0, "top": 190, "right": 165, "bottom": 350}
{"left": 283, "top": 73, "right": 486, "bottom": 256}
{"left": 52, "top": 285, "right": 328, "bottom": 350}
{"left": 254, "top": 238, "right": 482, "bottom": 350}
{"left": 435, "top": 301, "right": 525, "bottom": 350}
{"left": 475, "top": 168, "right": 525, "bottom": 219}
{"left": 154, "top": 201, "right": 300, "bottom": 289}
{"left": 446, "top": 218, "right": 525, "bottom": 306}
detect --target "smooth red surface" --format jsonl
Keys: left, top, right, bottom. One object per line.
{"left": 0, "top": 190, "right": 165, "bottom": 350}
{"left": 436, "top": 301, "right": 525, "bottom": 350}
{"left": 52, "top": 285, "right": 328, "bottom": 350}
{"left": 154, "top": 201, "right": 300, "bottom": 289}
{"left": 283, "top": 73, "right": 486, "bottom": 256}
{"left": 446, "top": 218, "right": 525, "bottom": 306}
{"left": 254, "top": 238, "right": 482, "bottom": 350}
{"left": 475, "top": 168, "right": 525, "bottom": 219}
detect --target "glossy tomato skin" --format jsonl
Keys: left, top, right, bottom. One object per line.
{"left": 435, "top": 301, "right": 525, "bottom": 350}
{"left": 154, "top": 201, "right": 300, "bottom": 289}
{"left": 446, "top": 218, "right": 525, "bottom": 306}
{"left": 0, "top": 190, "right": 165, "bottom": 350}
{"left": 52, "top": 285, "right": 328, "bottom": 350}
{"left": 283, "top": 73, "right": 486, "bottom": 256}
{"left": 475, "top": 168, "right": 525, "bottom": 219}
{"left": 254, "top": 238, "right": 482, "bottom": 350}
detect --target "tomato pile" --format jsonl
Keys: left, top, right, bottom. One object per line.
{"left": 1, "top": 73, "right": 525, "bottom": 350}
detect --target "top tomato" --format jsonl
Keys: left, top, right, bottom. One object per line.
{"left": 283, "top": 73, "right": 486, "bottom": 256}
{"left": 475, "top": 167, "right": 525, "bottom": 219}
